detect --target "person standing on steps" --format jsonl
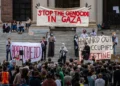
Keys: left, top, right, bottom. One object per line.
{"left": 41, "top": 37, "right": 47, "bottom": 61}
{"left": 112, "top": 32, "right": 118, "bottom": 55}
{"left": 6, "top": 38, "right": 12, "bottom": 61}
{"left": 59, "top": 43, "right": 68, "bottom": 64}
{"left": 74, "top": 33, "right": 79, "bottom": 57}
{"left": 48, "top": 33, "right": 56, "bottom": 57}
{"left": 80, "top": 30, "right": 89, "bottom": 38}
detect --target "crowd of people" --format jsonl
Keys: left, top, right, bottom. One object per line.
{"left": 2, "top": 18, "right": 31, "bottom": 34}
{"left": 0, "top": 57, "right": 120, "bottom": 86}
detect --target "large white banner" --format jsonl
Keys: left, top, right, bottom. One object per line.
{"left": 11, "top": 42, "right": 42, "bottom": 63}
{"left": 37, "top": 6, "right": 89, "bottom": 27}
{"left": 79, "top": 36, "right": 113, "bottom": 60}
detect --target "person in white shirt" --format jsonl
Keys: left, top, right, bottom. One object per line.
{"left": 59, "top": 43, "right": 68, "bottom": 64}
{"left": 95, "top": 74, "right": 105, "bottom": 86}
{"left": 90, "top": 29, "right": 97, "bottom": 36}
{"left": 80, "top": 30, "right": 89, "bottom": 38}
{"left": 18, "top": 21, "right": 24, "bottom": 33}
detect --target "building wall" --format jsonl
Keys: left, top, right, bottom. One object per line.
{"left": 0, "top": 0, "right": 103, "bottom": 24}
{"left": 1, "top": 0, "right": 12, "bottom": 22}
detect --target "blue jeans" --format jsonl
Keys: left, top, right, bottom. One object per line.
{"left": 113, "top": 45, "right": 116, "bottom": 55}
{"left": 12, "top": 25, "right": 17, "bottom": 31}
{"left": 6, "top": 50, "right": 12, "bottom": 61}
{"left": 18, "top": 27, "right": 24, "bottom": 32}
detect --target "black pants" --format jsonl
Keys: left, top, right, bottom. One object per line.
{"left": 42, "top": 49, "right": 46, "bottom": 60}
{"left": 75, "top": 48, "right": 79, "bottom": 57}
{"left": 60, "top": 56, "right": 66, "bottom": 64}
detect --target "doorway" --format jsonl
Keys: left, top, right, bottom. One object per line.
{"left": 13, "top": 0, "right": 32, "bottom": 21}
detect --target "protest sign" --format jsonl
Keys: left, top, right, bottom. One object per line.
{"left": 11, "top": 42, "right": 42, "bottom": 63}
{"left": 37, "top": 6, "right": 89, "bottom": 27}
{"left": 79, "top": 36, "right": 113, "bottom": 61}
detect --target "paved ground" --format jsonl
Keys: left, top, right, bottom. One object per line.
{"left": 0, "top": 28, "right": 120, "bottom": 64}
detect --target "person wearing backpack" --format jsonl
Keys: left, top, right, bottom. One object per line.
{"left": 1, "top": 66, "right": 10, "bottom": 86}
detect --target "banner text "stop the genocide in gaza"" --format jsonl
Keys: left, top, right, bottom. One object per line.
{"left": 37, "top": 7, "right": 89, "bottom": 27}
{"left": 38, "top": 10, "right": 89, "bottom": 23}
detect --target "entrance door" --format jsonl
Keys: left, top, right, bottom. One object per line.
{"left": 103, "top": 0, "right": 120, "bottom": 25}
{"left": 13, "top": 0, "right": 32, "bottom": 21}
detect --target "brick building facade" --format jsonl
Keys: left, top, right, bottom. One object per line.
{"left": 1, "top": 0, "right": 119, "bottom": 25}
{"left": 1, "top": 0, "right": 12, "bottom": 22}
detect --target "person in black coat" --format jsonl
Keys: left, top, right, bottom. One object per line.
{"left": 82, "top": 42, "right": 90, "bottom": 60}
{"left": 74, "top": 34, "right": 79, "bottom": 57}
{"left": 113, "top": 66, "right": 120, "bottom": 86}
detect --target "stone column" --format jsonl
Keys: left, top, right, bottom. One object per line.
{"left": 97, "top": 0, "right": 103, "bottom": 25}
{"left": 32, "top": 0, "right": 47, "bottom": 23}
{"left": 80, "top": 0, "right": 97, "bottom": 23}
{"left": 49, "top": 0, "right": 55, "bottom": 8}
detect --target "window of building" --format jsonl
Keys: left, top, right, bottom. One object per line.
{"left": 103, "top": 0, "right": 120, "bottom": 25}
{"left": 55, "top": 0, "right": 80, "bottom": 8}
{"left": 13, "top": 0, "right": 32, "bottom": 21}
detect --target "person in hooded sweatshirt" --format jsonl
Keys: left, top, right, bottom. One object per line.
{"left": 95, "top": 74, "right": 105, "bottom": 86}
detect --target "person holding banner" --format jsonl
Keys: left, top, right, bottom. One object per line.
{"left": 74, "top": 34, "right": 79, "bottom": 57}
{"left": 48, "top": 33, "right": 56, "bottom": 57}
{"left": 112, "top": 32, "right": 118, "bottom": 55}
{"left": 41, "top": 37, "right": 47, "bottom": 61}
{"left": 6, "top": 38, "right": 12, "bottom": 61}
{"left": 80, "top": 30, "right": 89, "bottom": 38}
{"left": 90, "top": 29, "right": 97, "bottom": 36}
{"left": 82, "top": 42, "right": 90, "bottom": 60}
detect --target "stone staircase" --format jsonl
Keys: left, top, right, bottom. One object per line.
{"left": 0, "top": 29, "right": 75, "bottom": 63}
{"left": 0, "top": 28, "right": 120, "bottom": 63}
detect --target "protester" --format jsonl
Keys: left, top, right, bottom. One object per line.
{"left": 42, "top": 71, "right": 57, "bottom": 86}
{"left": 1, "top": 66, "right": 10, "bottom": 86}
{"left": 11, "top": 20, "right": 17, "bottom": 32}
{"left": 18, "top": 21, "right": 24, "bottom": 33}
{"left": 82, "top": 42, "right": 90, "bottom": 60}
{"left": 13, "top": 67, "right": 22, "bottom": 86}
{"left": 95, "top": 74, "right": 105, "bottom": 86}
{"left": 90, "top": 29, "right": 97, "bottom": 36}
{"left": 55, "top": 74, "right": 61, "bottom": 86}
{"left": 3, "top": 22, "right": 10, "bottom": 33}
{"left": 74, "top": 33, "right": 79, "bottom": 57}
{"left": 80, "top": 30, "right": 89, "bottom": 38}
{"left": 48, "top": 33, "right": 56, "bottom": 57}
{"left": 29, "top": 71, "right": 41, "bottom": 86}
{"left": 25, "top": 17, "right": 31, "bottom": 31}
{"left": 59, "top": 43, "right": 68, "bottom": 64}
{"left": 6, "top": 38, "right": 12, "bottom": 61}
{"left": 112, "top": 32, "right": 118, "bottom": 55}
{"left": 41, "top": 37, "right": 47, "bottom": 61}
